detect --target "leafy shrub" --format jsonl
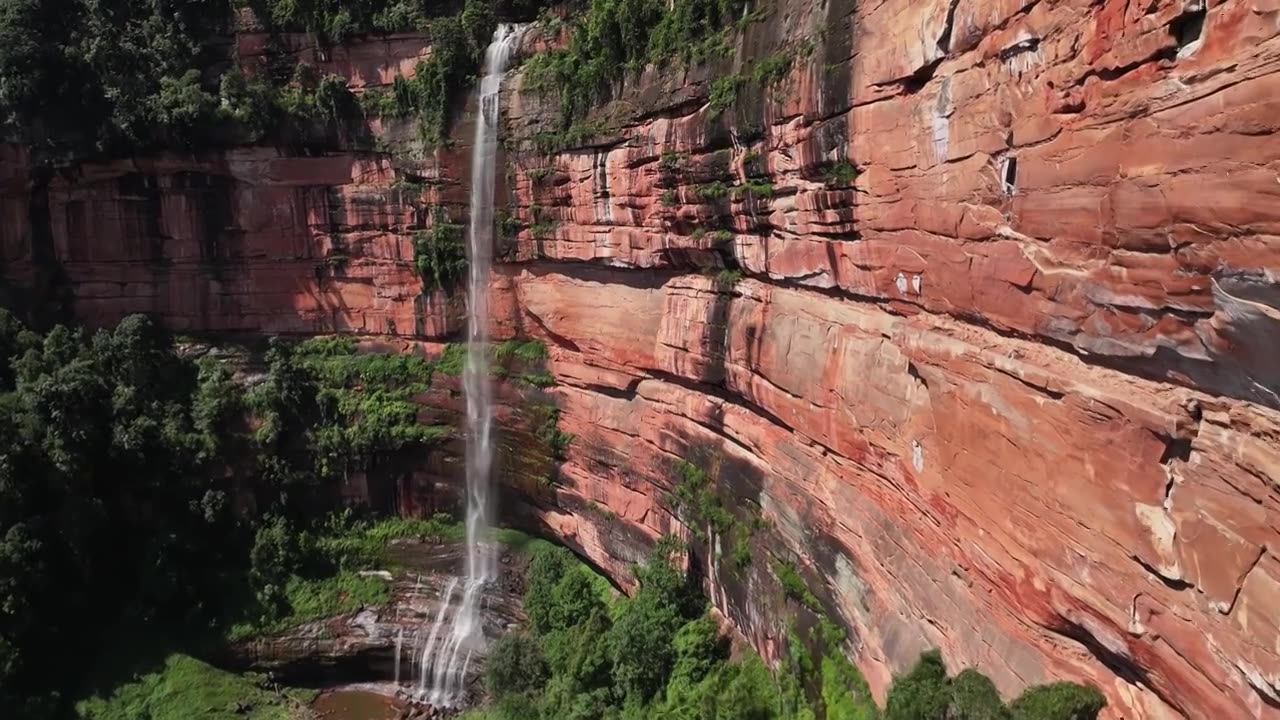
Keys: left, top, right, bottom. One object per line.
{"left": 951, "top": 669, "right": 1011, "bottom": 720}
{"left": 249, "top": 516, "right": 308, "bottom": 613}
{"left": 1010, "top": 682, "right": 1105, "bottom": 720}
{"left": 885, "top": 650, "right": 951, "bottom": 720}
{"left": 533, "top": 404, "right": 574, "bottom": 459}
{"left": 708, "top": 75, "right": 745, "bottom": 115}
{"left": 436, "top": 343, "right": 468, "bottom": 376}
{"left": 495, "top": 339, "right": 549, "bottom": 363}
{"left": 524, "top": 545, "right": 574, "bottom": 634}
{"left": 716, "top": 267, "right": 747, "bottom": 284}
{"left": 666, "top": 615, "right": 727, "bottom": 693}
{"left": 709, "top": 229, "right": 735, "bottom": 245}
{"left": 697, "top": 181, "right": 732, "bottom": 200}
{"left": 487, "top": 633, "right": 550, "bottom": 696}
{"left": 772, "top": 559, "right": 822, "bottom": 612}
{"left": 751, "top": 52, "right": 792, "bottom": 86}
{"left": 607, "top": 582, "right": 685, "bottom": 701}
{"left": 549, "top": 570, "right": 608, "bottom": 633}
{"left": 521, "top": 0, "right": 749, "bottom": 124}
{"left": 736, "top": 178, "right": 775, "bottom": 198}
{"left": 415, "top": 210, "right": 467, "bottom": 290}
{"left": 823, "top": 161, "right": 859, "bottom": 188}
{"left": 521, "top": 372, "right": 557, "bottom": 388}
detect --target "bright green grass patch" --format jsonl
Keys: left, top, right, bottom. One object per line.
{"left": 281, "top": 572, "right": 391, "bottom": 623}
{"left": 226, "top": 571, "right": 391, "bottom": 642}
{"left": 494, "top": 338, "right": 549, "bottom": 363}
{"left": 76, "top": 654, "right": 313, "bottom": 720}
{"left": 315, "top": 513, "right": 465, "bottom": 571}
{"left": 437, "top": 343, "right": 468, "bottom": 376}
{"left": 228, "top": 515, "right": 461, "bottom": 642}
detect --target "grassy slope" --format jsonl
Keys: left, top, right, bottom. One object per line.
{"left": 76, "top": 654, "right": 314, "bottom": 720}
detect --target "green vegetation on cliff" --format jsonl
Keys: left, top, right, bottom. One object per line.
{"left": 0, "top": 313, "right": 460, "bottom": 717}
{"left": 415, "top": 209, "right": 469, "bottom": 289}
{"left": 229, "top": 512, "right": 462, "bottom": 641}
{"left": 76, "top": 653, "right": 313, "bottom": 720}
{"left": 0, "top": 0, "right": 555, "bottom": 160}
{"left": 522, "top": 0, "right": 751, "bottom": 123}
{"left": 468, "top": 537, "right": 1106, "bottom": 720}
{"left": 358, "top": 0, "right": 501, "bottom": 144}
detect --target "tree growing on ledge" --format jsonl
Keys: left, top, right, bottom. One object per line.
{"left": 414, "top": 208, "right": 468, "bottom": 290}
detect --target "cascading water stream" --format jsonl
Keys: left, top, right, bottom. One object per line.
{"left": 408, "top": 23, "right": 523, "bottom": 708}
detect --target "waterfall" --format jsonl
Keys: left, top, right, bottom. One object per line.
{"left": 412, "top": 23, "right": 523, "bottom": 707}
{"left": 417, "top": 578, "right": 459, "bottom": 695}
{"left": 394, "top": 628, "right": 403, "bottom": 686}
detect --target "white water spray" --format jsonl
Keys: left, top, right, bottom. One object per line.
{"left": 417, "top": 577, "right": 459, "bottom": 696}
{"left": 409, "top": 23, "right": 523, "bottom": 707}
{"left": 394, "top": 628, "right": 403, "bottom": 685}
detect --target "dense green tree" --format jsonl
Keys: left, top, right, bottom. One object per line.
{"left": 192, "top": 358, "right": 243, "bottom": 462}
{"left": 486, "top": 632, "right": 549, "bottom": 696}
{"left": 666, "top": 615, "right": 727, "bottom": 694}
{"left": 607, "top": 583, "right": 686, "bottom": 701}
{"left": 950, "top": 668, "right": 1010, "bottom": 720}
{"left": 548, "top": 566, "right": 606, "bottom": 632}
{"left": 884, "top": 650, "right": 950, "bottom": 720}
{"left": 1010, "top": 682, "right": 1106, "bottom": 720}
{"left": 524, "top": 544, "right": 573, "bottom": 635}
{"left": 249, "top": 516, "right": 306, "bottom": 614}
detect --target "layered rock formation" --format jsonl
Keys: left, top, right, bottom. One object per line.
{"left": 3, "top": 0, "right": 1280, "bottom": 718}
{"left": 490, "top": 0, "right": 1280, "bottom": 716}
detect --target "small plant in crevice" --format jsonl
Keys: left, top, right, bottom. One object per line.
{"left": 715, "top": 268, "right": 744, "bottom": 287}
{"left": 528, "top": 166, "right": 556, "bottom": 182}
{"left": 527, "top": 203, "right": 557, "bottom": 240}
{"left": 823, "top": 160, "right": 859, "bottom": 188}
{"left": 696, "top": 181, "right": 732, "bottom": 201}
{"left": 530, "top": 120, "right": 611, "bottom": 154}
{"left": 709, "top": 229, "right": 734, "bottom": 246}
{"left": 495, "top": 208, "right": 523, "bottom": 243}
{"left": 708, "top": 74, "right": 746, "bottom": 117}
{"left": 772, "top": 558, "right": 823, "bottom": 612}
{"left": 413, "top": 208, "right": 467, "bottom": 290}
{"left": 494, "top": 338, "right": 550, "bottom": 364}
{"left": 666, "top": 458, "right": 761, "bottom": 571}
{"left": 660, "top": 189, "right": 679, "bottom": 206}
{"left": 520, "top": 371, "right": 557, "bottom": 389}
{"left": 751, "top": 51, "right": 792, "bottom": 88}
{"left": 532, "top": 404, "right": 573, "bottom": 459}
{"left": 734, "top": 178, "right": 775, "bottom": 199}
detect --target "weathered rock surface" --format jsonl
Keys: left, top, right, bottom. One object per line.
{"left": 2, "top": 1, "right": 1280, "bottom": 718}
{"left": 490, "top": 0, "right": 1280, "bottom": 716}
{"left": 494, "top": 266, "right": 1280, "bottom": 719}
{"left": 226, "top": 540, "right": 525, "bottom": 687}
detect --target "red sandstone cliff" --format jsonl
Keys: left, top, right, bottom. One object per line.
{"left": 3, "top": 0, "right": 1280, "bottom": 718}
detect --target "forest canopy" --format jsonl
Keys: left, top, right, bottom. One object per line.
{"left": 0, "top": 311, "right": 460, "bottom": 718}
{"left": 0, "top": 0, "right": 548, "bottom": 160}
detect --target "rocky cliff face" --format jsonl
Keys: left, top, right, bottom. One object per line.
{"left": 3, "top": 0, "right": 1280, "bottom": 718}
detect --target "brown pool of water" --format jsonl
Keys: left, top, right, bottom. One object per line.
{"left": 311, "top": 689, "right": 404, "bottom": 720}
